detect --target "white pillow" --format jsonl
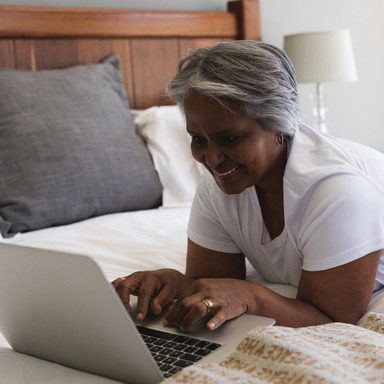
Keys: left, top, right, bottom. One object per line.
{"left": 135, "top": 106, "right": 205, "bottom": 207}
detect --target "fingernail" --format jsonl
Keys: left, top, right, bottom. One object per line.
{"left": 208, "top": 322, "right": 216, "bottom": 330}
{"left": 163, "top": 318, "right": 170, "bottom": 326}
{"left": 155, "top": 304, "right": 161, "bottom": 313}
{"left": 136, "top": 312, "right": 143, "bottom": 321}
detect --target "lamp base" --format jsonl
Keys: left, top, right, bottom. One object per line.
{"left": 312, "top": 83, "right": 329, "bottom": 134}
{"left": 312, "top": 106, "right": 329, "bottom": 134}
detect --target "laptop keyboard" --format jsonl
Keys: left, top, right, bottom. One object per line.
{"left": 137, "top": 326, "right": 222, "bottom": 378}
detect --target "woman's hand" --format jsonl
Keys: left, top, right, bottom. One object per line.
{"left": 112, "top": 269, "right": 193, "bottom": 320}
{"left": 163, "top": 278, "right": 254, "bottom": 331}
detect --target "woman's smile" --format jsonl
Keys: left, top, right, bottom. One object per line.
{"left": 211, "top": 165, "right": 242, "bottom": 179}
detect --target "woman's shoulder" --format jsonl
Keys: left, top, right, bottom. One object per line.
{"left": 285, "top": 124, "right": 384, "bottom": 193}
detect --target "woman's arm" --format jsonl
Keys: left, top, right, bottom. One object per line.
{"left": 165, "top": 240, "right": 381, "bottom": 330}
{"left": 295, "top": 249, "right": 381, "bottom": 324}
{"left": 249, "top": 249, "right": 381, "bottom": 327}
{"left": 186, "top": 238, "right": 246, "bottom": 280}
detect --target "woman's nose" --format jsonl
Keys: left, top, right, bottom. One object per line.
{"left": 204, "top": 144, "right": 226, "bottom": 168}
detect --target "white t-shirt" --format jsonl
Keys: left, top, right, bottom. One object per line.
{"left": 188, "top": 124, "right": 384, "bottom": 290}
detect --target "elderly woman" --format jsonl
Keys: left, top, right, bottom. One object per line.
{"left": 113, "top": 41, "right": 384, "bottom": 330}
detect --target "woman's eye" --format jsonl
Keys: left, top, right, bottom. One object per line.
{"left": 222, "top": 136, "right": 238, "bottom": 144}
{"left": 191, "top": 136, "right": 205, "bottom": 144}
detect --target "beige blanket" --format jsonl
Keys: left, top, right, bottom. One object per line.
{"left": 164, "top": 312, "right": 384, "bottom": 384}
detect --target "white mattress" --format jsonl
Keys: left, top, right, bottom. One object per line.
{"left": 1, "top": 206, "right": 383, "bottom": 383}
{"left": 1, "top": 207, "right": 191, "bottom": 281}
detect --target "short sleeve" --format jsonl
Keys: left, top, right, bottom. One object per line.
{"left": 188, "top": 172, "right": 242, "bottom": 254}
{"left": 299, "top": 173, "right": 384, "bottom": 271}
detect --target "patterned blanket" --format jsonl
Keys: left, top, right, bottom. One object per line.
{"left": 164, "top": 312, "right": 384, "bottom": 384}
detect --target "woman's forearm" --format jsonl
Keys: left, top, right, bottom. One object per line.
{"left": 247, "top": 281, "right": 333, "bottom": 327}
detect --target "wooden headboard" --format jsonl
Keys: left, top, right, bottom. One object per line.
{"left": 0, "top": 0, "right": 261, "bottom": 109}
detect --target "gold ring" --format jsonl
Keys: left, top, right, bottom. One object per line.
{"left": 201, "top": 298, "right": 214, "bottom": 313}
{"left": 119, "top": 277, "right": 126, "bottom": 281}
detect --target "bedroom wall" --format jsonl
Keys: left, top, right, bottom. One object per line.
{"left": 261, "top": 0, "right": 384, "bottom": 152}
{"left": 1, "top": 0, "right": 383, "bottom": 151}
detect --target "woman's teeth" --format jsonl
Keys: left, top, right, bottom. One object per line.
{"left": 215, "top": 166, "right": 241, "bottom": 176}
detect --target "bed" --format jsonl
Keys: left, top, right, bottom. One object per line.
{"left": 1, "top": 1, "right": 384, "bottom": 383}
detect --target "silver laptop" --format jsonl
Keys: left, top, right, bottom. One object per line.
{"left": 0, "top": 243, "right": 274, "bottom": 384}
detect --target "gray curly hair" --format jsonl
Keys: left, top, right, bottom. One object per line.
{"left": 166, "top": 40, "right": 300, "bottom": 137}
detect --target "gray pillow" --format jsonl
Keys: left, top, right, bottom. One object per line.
{"left": 0, "top": 54, "right": 162, "bottom": 238}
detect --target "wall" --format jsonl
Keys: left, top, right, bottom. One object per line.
{"left": 260, "top": 0, "right": 384, "bottom": 151}
{"left": 1, "top": 0, "right": 383, "bottom": 150}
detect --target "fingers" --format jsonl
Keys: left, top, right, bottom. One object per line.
{"left": 112, "top": 275, "right": 135, "bottom": 316}
{"left": 164, "top": 295, "right": 219, "bottom": 331}
{"left": 150, "top": 284, "right": 177, "bottom": 315}
{"left": 207, "top": 308, "right": 228, "bottom": 330}
{"left": 112, "top": 270, "right": 183, "bottom": 321}
{"left": 134, "top": 277, "right": 167, "bottom": 320}
{"left": 163, "top": 279, "right": 248, "bottom": 331}
{"left": 112, "top": 274, "right": 246, "bottom": 330}
{"left": 111, "top": 276, "right": 125, "bottom": 288}
{"left": 112, "top": 273, "right": 156, "bottom": 320}
{"left": 168, "top": 300, "right": 239, "bottom": 332}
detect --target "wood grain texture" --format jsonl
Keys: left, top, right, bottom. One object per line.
{"left": 0, "top": 1, "right": 261, "bottom": 108}
{"left": 0, "top": 7, "right": 238, "bottom": 39}
{"left": 228, "top": 0, "right": 261, "bottom": 41}
{"left": 131, "top": 38, "right": 179, "bottom": 109}
{"left": 0, "top": 39, "right": 15, "bottom": 68}
{"left": 178, "top": 38, "right": 225, "bottom": 58}
{"left": 14, "top": 39, "right": 77, "bottom": 70}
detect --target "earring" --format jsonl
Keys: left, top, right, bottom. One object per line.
{"left": 277, "top": 133, "right": 286, "bottom": 145}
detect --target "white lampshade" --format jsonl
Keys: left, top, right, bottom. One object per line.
{"left": 284, "top": 29, "right": 358, "bottom": 84}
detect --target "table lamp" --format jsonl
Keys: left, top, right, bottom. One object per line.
{"left": 284, "top": 29, "right": 358, "bottom": 133}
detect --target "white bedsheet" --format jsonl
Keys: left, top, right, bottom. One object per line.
{"left": 1, "top": 206, "right": 383, "bottom": 383}
{"left": 1, "top": 207, "right": 191, "bottom": 281}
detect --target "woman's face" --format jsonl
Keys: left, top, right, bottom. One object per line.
{"left": 184, "top": 91, "right": 287, "bottom": 195}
